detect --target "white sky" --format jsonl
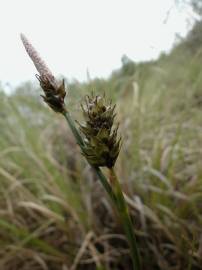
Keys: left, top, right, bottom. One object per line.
{"left": 0, "top": 0, "right": 193, "bottom": 89}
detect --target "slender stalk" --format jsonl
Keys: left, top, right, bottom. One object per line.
{"left": 94, "top": 167, "right": 117, "bottom": 203}
{"left": 109, "top": 167, "right": 141, "bottom": 270}
{"left": 63, "top": 111, "right": 85, "bottom": 148}
{"left": 63, "top": 110, "right": 141, "bottom": 269}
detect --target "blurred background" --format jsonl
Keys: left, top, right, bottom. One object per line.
{"left": 0, "top": 0, "right": 195, "bottom": 89}
{"left": 0, "top": 0, "right": 202, "bottom": 269}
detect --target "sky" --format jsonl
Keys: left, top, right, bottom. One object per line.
{"left": 0, "top": 0, "right": 194, "bottom": 89}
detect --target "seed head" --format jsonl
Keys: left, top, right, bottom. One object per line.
{"left": 79, "top": 94, "right": 121, "bottom": 168}
{"left": 20, "top": 33, "right": 66, "bottom": 113}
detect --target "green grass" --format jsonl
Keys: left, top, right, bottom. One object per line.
{"left": 1, "top": 25, "right": 202, "bottom": 269}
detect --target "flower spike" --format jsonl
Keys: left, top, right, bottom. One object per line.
{"left": 20, "top": 33, "right": 66, "bottom": 113}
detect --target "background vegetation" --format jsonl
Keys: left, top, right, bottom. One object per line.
{"left": 1, "top": 10, "right": 202, "bottom": 270}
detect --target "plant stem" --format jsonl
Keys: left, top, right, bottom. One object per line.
{"left": 63, "top": 111, "right": 85, "bottom": 148}
{"left": 109, "top": 167, "right": 141, "bottom": 270}
{"left": 63, "top": 110, "right": 141, "bottom": 269}
{"left": 94, "top": 167, "right": 117, "bottom": 203}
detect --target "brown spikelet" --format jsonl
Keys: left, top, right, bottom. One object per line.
{"left": 79, "top": 94, "right": 121, "bottom": 168}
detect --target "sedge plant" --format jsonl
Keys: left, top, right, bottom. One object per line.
{"left": 20, "top": 33, "right": 141, "bottom": 270}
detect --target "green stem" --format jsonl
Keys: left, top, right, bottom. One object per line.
{"left": 109, "top": 167, "right": 141, "bottom": 270}
{"left": 94, "top": 167, "right": 117, "bottom": 203}
{"left": 63, "top": 110, "right": 141, "bottom": 269}
{"left": 63, "top": 111, "right": 84, "bottom": 148}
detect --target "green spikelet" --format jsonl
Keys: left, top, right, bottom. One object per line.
{"left": 79, "top": 94, "right": 121, "bottom": 168}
